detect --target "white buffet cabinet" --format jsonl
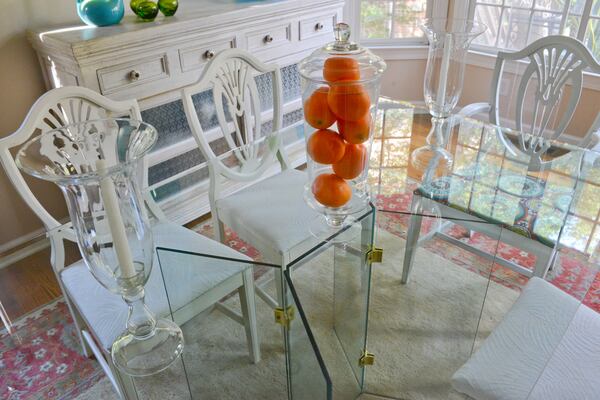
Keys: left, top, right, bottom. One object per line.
{"left": 29, "top": 0, "right": 343, "bottom": 224}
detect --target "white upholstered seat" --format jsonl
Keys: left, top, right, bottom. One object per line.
{"left": 61, "top": 221, "right": 250, "bottom": 349}
{"left": 216, "top": 169, "right": 317, "bottom": 257}
{"left": 452, "top": 277, "right": 600, "bottom": 400}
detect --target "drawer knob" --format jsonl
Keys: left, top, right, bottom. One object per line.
{"left": 204, "top": 50, "right": 215, "bottom": 60}
{"left": 128, "top": 70, "right": 141, "bottom": 81}
{"left": 315, "top": 23, "right": 324, "bottom": 31}
{"left": 264, "top": 34, "right": 274, "bottom": 43}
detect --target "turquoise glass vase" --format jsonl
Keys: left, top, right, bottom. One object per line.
{"left": 77, "top": 0, "right": 125, "bottom": 26}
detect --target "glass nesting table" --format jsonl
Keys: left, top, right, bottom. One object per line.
{"left": 126, "top": 99, "right": 600, "bottom": 399}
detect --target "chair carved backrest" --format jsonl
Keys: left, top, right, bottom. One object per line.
{"left": 489, "top": 35, "right": 600, "bottom": 150}
{"left": 182, "top": 49, "right": 287, "bottom": 197}
{"left": 0, "top": 86, "right": 161, "bottom": 270}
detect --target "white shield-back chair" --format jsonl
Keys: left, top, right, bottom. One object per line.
{"left": 181, "top": 49, "right": 319, "bottom": 309}
{"left": 460, "top": 35, "right": 600, "bottom": 149}
{"left": 403, "top": 36, "right": 600, "bottom": 284}
{"left": 0, "top": 86, "right": 259, "bottom": 400}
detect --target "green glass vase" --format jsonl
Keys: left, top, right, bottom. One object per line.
{"left": 131, "top": 0, "right": 158, "bottom": 20}
{"left": 158, "top": 0, "right": 178, "bottom": 16}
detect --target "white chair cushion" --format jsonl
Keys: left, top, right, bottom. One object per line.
{"left": 452, "top": 277, "right": 600, "bottom": 400}
{"left": 216, "top": 169, "right": 318, "bottom": 258}
{"left": 60, "top": 221, "right": 251, "bottom": 350}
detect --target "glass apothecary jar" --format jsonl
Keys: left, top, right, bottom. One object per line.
{"left": 299, "top": 22, "right": 386, "bottom": 237}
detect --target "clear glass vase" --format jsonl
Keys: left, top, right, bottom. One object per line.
{"left": 411, "top": 19, "right": 486, "bottom": 181}
{"left": 299, "top": 23, "right": 386, "bottom": 239}
{"left": 16, "top": 118, "right": 184, "bottom": 377}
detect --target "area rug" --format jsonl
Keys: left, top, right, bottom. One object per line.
{"left": 72, "top": 228, "right": 518, "bottom": 400}
{"left": 0, "top": 299, "right": 104, "bottom": 400}
{"left": 3, "top": 195, "right": 599, "bottom": 399}
{"left": 376, "top": 192, "right": 600, "bottom": 313}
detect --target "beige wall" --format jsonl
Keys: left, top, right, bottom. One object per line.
{"left": 0, "top": 0, "right": 79, "bottom": 245}
{"left": 379, "top": 59, "right": 427, "bottom": 101}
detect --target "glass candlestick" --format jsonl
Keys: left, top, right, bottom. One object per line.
{"left": 16, "top": 118, "right": 184, "bottom": 377}
{"left": 411, "top": 19, "right": 486, "bottom": 181}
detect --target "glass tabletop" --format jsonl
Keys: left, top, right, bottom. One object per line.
{"left": 128, "top": 98, "right": 600, "bottom": 400}
{"left": 370, "top": 98, "right": 599, "bottom": 250}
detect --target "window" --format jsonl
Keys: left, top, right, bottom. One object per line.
{"left": 356, "top": 0, "right": 431, "bottom": 44}
{"left": 471, "top": 0, "right": 600, "bottom": 60}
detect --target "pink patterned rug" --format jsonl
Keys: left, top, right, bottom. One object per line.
{"left": 375, "top": 192, "right": 600, "bottom": 313}
{"left": 3, "top": 199, "right": 599, "bottom": 399}
{"left": 0, "top": 300, "right": 104, "bottom": 400}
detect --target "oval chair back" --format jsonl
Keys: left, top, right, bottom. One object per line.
{"left": 489, "top": 35, "right": 600, "bottom": 150}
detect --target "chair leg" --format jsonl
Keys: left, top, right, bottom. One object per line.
{"left": 402, "top": 208, "right": 424, "bottom": 284}
{"left": 63, "top": 293, "right": 92, "bottom": 358}
{"left": 533, "top": 248, "right": 556, "bottom": 278}
{"left": 213, "top": 216, "right": 226, "bottom": 244}
{"left": 0, "top": 301, "right": 12, "bottom": 334}
{"left": 239, "top": 269, "right": 261, "bottom": 363}
{"left": 81, "top": 330, "right": 138, "bottom": 400}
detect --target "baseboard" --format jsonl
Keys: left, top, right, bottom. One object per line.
{"left": 0, "top": 226, "right": 47, "bottom": 255}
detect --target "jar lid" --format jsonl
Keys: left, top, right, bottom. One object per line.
{"left": 299, "top": 22, "right": 387, "bottom": 84}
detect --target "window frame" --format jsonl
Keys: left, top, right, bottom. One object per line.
{"left": 346, "top": 0, "right": 600, "bottom": 89}
{"left": 467, "top": 0, "right": 596, "bottom": 55}
{"left": 347, "top": 0, "right": 441, "bottom": 46}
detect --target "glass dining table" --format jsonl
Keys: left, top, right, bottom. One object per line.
{"left": 127, "top": 99, "right": 600, "bottom": 400}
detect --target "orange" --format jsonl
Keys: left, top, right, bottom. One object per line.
{"left": 307, "top": 129, "right": 346, "bottom": 164}
{"left": 333, "top": 144, "right": 367, "bottom": 180}
{"left": 303, "top": 87, "right": 336, "bottom": 129}
{"left": 323, "top": 57, "right": 360, "bottom": 82}
{"left": 327, "top": 81, "right": 371, "bottom": 122}
{"left": 338, "top": 114, "right": 371, "bottom": 144}
{"left": 312, "top": 173, "right": 352, "bottom": 208}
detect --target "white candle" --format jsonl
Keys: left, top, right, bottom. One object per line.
{"left": 436, "top": 33, "right": 453, "bottom": 111}
{"left": 96, "top": 159, "right": 137, "bottom": 279}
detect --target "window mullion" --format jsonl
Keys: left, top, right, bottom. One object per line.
{"left": 558, "top": 0, "right": 571, "bottom": 34}
{"left": 524, "top": 0, "right": 537, "bottom": 45}
{"left": 577, "top": 0, "right": 593, "bottom": 40}
{"left": 390, "top": 0, "right": 397, "bottom": 40}
{"left": 494, "top": 2, "right": 507, "bottom": 48}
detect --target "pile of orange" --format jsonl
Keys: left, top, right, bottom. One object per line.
{"left": 304, "top": 57, "right": 371, "bottom": 208}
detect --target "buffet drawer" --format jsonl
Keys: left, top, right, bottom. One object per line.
{"left": 246, "top": 23, "right": 292, "bottom": 52}
{"left": 97, "top": 54, "right": 170, "bottom": 95}
{"left": 179, "top": 38, "right": 236, "bottom": 72}
{"left": 299, "top": 12, "right": 336, "bottom": 41}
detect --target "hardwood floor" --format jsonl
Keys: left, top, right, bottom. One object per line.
{"left": 0, "top": 241, "right": 80, "bottom": 321}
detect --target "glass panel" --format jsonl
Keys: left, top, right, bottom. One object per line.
{"left": 284, "top": 269, "right": 333, "bottom": 400}
{"left": 528, "top": 11, "right": 563, "bottom": 42}
{"left": 391, "top": 0, "right": 427, "bottom": 39}
{"left": 332, "top": 209, "right": 375, "bottom": 389}
{"left": 592, "top": 0, "right": 600, "bottom": 16}
{"left": 584, "top": 17, "right": 600, "bottom": 60}
{"left": 360, "top": 0, "right": 392, "bottom": 39}
{"left": 360, "top": 0, "right": 427, "bottom": 40}
{"left": 569, "top": 0, "right": 588, "bottom": 14}
{"left": 534, "top": 0, "right": 567, "bottom": 11}
{"left": 498, "top": 8, "right": 532, "bottom": 50}
{"left": 366, "top": 210, "right": 502, "bottom": 399}
{"left": 506, "top": 0, "right": 534, "bottom": 6}
{"left": 154, "top": 249, "right": 290, "bottom": 399}
{"left": 474, "top": 5, "right": 503, "bottom": 47}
